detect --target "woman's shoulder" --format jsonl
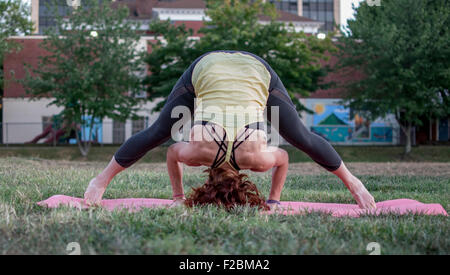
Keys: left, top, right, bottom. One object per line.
{"left": 237, "top": 143, "right": 278, "bottom": 172}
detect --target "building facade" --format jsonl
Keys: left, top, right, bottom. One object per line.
{"left": 268, "top": 0, "right": 340, "bottom": 32}
{"left": 2, "top": 0, "right": 320, "bottom": 145}
{"left": 3, "top": 0, "right": 448, "bottom": 145}
{"left": 301, "top": 54, "right": 402, "bottom": 146}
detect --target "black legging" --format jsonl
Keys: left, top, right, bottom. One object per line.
{"left": 115, "top": 51, "right": 342, "bottom": 172}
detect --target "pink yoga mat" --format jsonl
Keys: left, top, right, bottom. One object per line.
{"left": 37, "top": 195, "right": 448, "bottom": 218}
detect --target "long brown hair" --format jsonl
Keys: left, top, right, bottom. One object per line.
{"left": 184, "top": 167, "right": 270, "bottom": 211}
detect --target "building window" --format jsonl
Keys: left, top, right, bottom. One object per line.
{"left": 38, "top": 0, "right": 72, "bottom": 34}
{"left": 269, "top": 0, "right": 298, "bottom": 15}
{"left": 113, "top": 120, "right": 125, "bottom": 144}
{"left": 302, "top": 0, "right": 335, "bottom": 32}
{"left": 42, "top": 116, "right": 53, "bottom": 131}
{"left": 132, "top": 117, "right": 148, "bottom": 135}
{"left": 135, "top": 91, "right": 148, "bottom": 98}
{"left": 39, "top": 0, "right": 101, "bottom": 34}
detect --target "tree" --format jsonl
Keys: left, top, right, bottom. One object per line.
{"left": 23, "top": 0, "right": 145, "bottom": 156}
{"left": 0, "top": 0, "right": 34, "bottom": 93}
{"left": 146, "top": 0, "right": 335, "bottom": 114}
{"left": 337, "top": 0, "right": 450, "bottom": 154}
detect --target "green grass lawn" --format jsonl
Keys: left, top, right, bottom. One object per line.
{"left": 0, "top": 157, "right": 448, "bottom": 255}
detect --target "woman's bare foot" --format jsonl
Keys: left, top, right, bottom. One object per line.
{"left": 84, "top": 177, "right": 108, "bottom": 205}
{"left": 346, "top": 176, "right": 376, "bottom": 209}
{"left": 331, "top": 162, "right": 376, "bottom": 209}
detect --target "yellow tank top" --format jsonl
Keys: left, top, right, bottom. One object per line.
{"left": 191, "top": 52, "right": 271, "bottom": 168}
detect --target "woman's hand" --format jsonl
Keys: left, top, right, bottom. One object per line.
{"left": 84, "top": 177, "right": 107, "bottom": 206}
{"left": 169, "top": 198, "right": 186, "bottom": 208}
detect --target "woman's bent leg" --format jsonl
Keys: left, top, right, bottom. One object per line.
{"left": 265, "top": 76, "right": 375, "bottom": 209}
{"left": 266, "top": 91, "right": 342, "bottom": 172}
{"left": 114, "top": 90, "right": 195, "bottom": 168}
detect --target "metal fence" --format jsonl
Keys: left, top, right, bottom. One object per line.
{"left": 0, "top": 121, "right": 285, "bottom": 146}
{"left": 0, "top": 121, "right": 121, "bottom": 146}
{"left": 0, "top": 121, "right": 407, "bottom": 146}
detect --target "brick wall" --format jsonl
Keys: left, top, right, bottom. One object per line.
{"left": 3, "top": 37, "right": 48, "bottom": 98}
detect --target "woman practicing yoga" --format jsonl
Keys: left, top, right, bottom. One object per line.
{"left": 84, "top": 50, "right": 376, "bottom": 210}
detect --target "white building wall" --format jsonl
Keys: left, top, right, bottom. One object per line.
{"left": 2, "top": 98, "right": 161, "bottom": 144}
{"left": 153, "top": 8, "right": 207, "bottom": 21}
{"left": 153, "top": 8, "right": 322, "bottom": 34}
{"left": 2, "top": 98, "right": 64, "bottom": 144}
{"left": 3, "top": 96, "right": 302, "bottom": 145}
{"left": 102, "top": 117, "right": 113, "bottom": 144}
{"left": 257, "top": 21, "right": 322, "bottom": 34}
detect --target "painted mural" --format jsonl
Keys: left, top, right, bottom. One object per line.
{"left": 309, "top": 103, "right": 394, "bottom": 144}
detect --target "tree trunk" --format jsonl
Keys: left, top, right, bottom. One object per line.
{"left": 52, "top": 129, "right": 56, "bottom": 147}
{"left": 405, "top": 125, "right": 411, "bottom": 154}
{"left": 74, "top": 123, "right": 93, "bottom": 157}
{"left": 75, "top": 128, "right": 88, "bottom": 157}
{"left": 401, "top": 121, "right": 412, "bottom": 155}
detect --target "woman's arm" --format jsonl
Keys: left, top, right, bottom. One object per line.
{"left": 267, "top": 147, "right": 289, "bottom": 201}
{"left": 167, "top": 142, "right": 205, "bottom": 207}
{"left": 166, "top": 143, "right": 188, "bottom": 199}
{"left": 253, "top": 147, "right": 289, "bottom": 202}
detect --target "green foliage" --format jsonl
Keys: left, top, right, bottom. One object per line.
{"left": 22, "top": 0, "right": 146, "bottom": 156}
{"left": 146, "top": 0, "right": 335, "bottom": 113}
{"left": 0, "top": 0, "right": 34, "bottom": 93}
{"left": 337, "top": 0, "right": 450, "bottom": 151}
{"left": 144, "top": 21, "right": 199, "bottom": 111}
